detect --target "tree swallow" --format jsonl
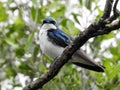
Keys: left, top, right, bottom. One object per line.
{"left": 39, "top": 17, "right": 104, "bottom": 72}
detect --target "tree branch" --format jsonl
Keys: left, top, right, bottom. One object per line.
{"left": 23, "top": 0, "right": 120, "bottom": 90}
{"left": 104, "top": 0, "right": 120, "bottom": 24}
{"left": 100, "top": 0, "right": 113, "bottom": 20}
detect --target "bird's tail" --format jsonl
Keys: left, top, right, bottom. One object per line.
{"left": 69, "top": 49, "right": 104, "bottom": 72}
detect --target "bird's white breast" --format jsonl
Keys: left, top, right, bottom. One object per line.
{"left": 39, "top": 24, "right": 64, "bottom": 59}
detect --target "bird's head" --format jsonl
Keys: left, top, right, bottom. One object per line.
{"left": 41, "top": 17, "right": 58, "bottom": 31}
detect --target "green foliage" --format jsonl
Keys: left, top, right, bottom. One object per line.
{"left": 42, "top": 64, "right": 81, "bottom": 90}
{"left": 85, "top": 0, "right": 92, "bottom": 10}
{"left": 0, "top": 2, "right": 8, "bottom": 21}
{"left": 0, "top": 0, "right": 120, "bottom": 90}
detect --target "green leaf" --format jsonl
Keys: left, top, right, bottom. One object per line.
{"left": 66, "top": 20, "right": 80, "bottom": 36}
{"left": 33, "top": 45, "right": 39, "bottom": 61}
{"left": 79, "top": 0, "right": 83, "bottom": 5}
{"left": 31, "top": 6, "right": 46, "bottom": 23}
{"left": 103, "top": 33, "right": 115, "bottom": 40}
{"left": 4, "top": 38, "right": 18, "bottom": 48}
{"left": 13, "top": 16, "right": 25, "bottom": 30}
{"left": 72, "top": 13, "right": 81, "bottom": 25}
{"left": 15, "top": 47, "right": 25, "bottom": 58}
{"left": 85, "top": 0, "right": 92, "bottom": 10}
{"left": 118, "top": 16, "right": 120, "bottom": 20}
{"left": 27, "top": 32, "right": 34, "bottom": 44}
{"left": 51, "top": 5, "right": 65, "bottom": 18}
{"left": 0, "top": 2, "right": 8, "bottom": 21}
{"left": 110, "top": 47, "right": 118, "bottom": 55}
{"left": 38, "top": 61, "right": 48, "bottom": 73}
{"left": 5, "top": 66, "right": 17, "bottom": 78}
{"left": 18, "top": 61, "right": 34, "bottom": 75}
{"left": 108, "top": 64, "right": 120, "bottom": 79}
{"left": 25, "top": 31, "right": 35, "bottom": 53}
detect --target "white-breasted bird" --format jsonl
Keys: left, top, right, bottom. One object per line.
{"left": 39, "top": 17, "right": 104, "bottom": 72}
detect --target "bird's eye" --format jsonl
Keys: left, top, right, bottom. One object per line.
{"left": 51, "top": 21, "right": 55, "bottom": 24}
{"left": 43, "top": 20, "right": 47, "bottom": 23}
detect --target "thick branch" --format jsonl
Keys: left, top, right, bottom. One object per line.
{"left": 23, "top": 0, "right": 120, "bottom": 90}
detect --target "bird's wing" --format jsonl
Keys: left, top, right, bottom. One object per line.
{"left": 70, "top": 49, "right": 104, "bottom": 72}
{"left": 47, "top": 29, "right": 72, "bottom": 47}
{"left": 47, "top": 29, "right": 104, "bottom": 72}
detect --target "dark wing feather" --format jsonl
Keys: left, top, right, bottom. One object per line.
{"left": 47, "top": 29, "right": 72, "bottom": 47}
{"left": 71, "top": 50, "right": 105, "bottom": 72}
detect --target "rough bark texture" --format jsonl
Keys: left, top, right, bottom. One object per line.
{"left": 23, "top": 0, "right": 120, "bottom": 90}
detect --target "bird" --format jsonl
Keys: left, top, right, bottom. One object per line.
{"left": 39, "top": 17, "right": 104, "bottom": 72}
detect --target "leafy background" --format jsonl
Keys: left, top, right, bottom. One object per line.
{"left": 0, "top": 0, "right": 120, "bottom": 90}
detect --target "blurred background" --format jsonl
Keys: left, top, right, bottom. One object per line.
{"left": 0, "top": 0, "right": 120, "bottom": 90}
